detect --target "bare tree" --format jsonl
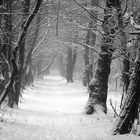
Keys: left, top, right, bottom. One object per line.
{"left": 85, "top": 0, "right": 120, "bottom": 114}
{"left": 0, "top": 0, "right": 42, "bottom": 107}
{"left": 112, "top": 3, "right": 140, "bottom": 134}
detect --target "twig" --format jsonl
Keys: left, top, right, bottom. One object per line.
{"left": 110, "top": 99, "right": 118, "bottom": 117}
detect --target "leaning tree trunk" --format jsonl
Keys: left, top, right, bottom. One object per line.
{"left": 1, "top": 0, "right": 14, "bottom": 107}
{"left": 112, "top": 9, "right": 140, "bottom": 134}
{"left": 85, "top": 0, "right": 119, "bottom": 114}
{"left": 66, "top": 47, "right": 77, "bottom": 83}
{"left": 112, "top": 46, "right": 140, "bottom": 134}
{"left": 0, "top": 0, "right": 42, "bottom": 107}
{"left": 23, "top": 5, "right": 41, "bottom": 87}
{"left": 0, "top": 0, "right": 12, "bottom": 96}
{"left": 18, "top": 0, "right": 31, "bottom": 86}
{"left": 9, "top": 0, "right": 31, "bottom": 108}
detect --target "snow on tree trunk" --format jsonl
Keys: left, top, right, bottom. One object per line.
{"left": 0, "top": 0, "right": 42, "bottom": 107}
{"left": 85, "top": 0, "right": 119, "bottom": 114}
{"left": 112, "top": 6, "right": 140, "bottom": 134}
{"left": 10, "top": 0, "right": 31, "bottom": 108}
{"left": 83, "top": 31, "right": 90, "bottom": 86}
{"left": 83, "top": 0, "right": 97, "bottom": 87}
{"left": 112, "top": 47, "right": 140, "bottom": 134}
{"left": 23, "top": 6, "right": 41, "bottom": 87}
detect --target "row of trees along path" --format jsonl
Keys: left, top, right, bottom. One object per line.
{"left": 0, "top": 0, "right": 140, "bottom": 139}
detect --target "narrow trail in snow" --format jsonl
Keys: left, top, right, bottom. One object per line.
{"left": 0, "top": 76, "right": 114, "bottom": 140}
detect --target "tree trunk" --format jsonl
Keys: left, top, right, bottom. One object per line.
{"left": 23, "top": 1, "right": 42, "bottom": 86}
{"left": 0, "top": 0, "right": 42, "bottom": 107}
{"left": 112, "top": 8, "right": 140, "bottom": 134}
{"left": 24, "top": 57, "right": 34, "bottom": 87}
{"left": 58, "top": 55, "right": 66, "bottom": 78}
{"left": 66, "top": 47, "right": 77, "bottom": 83}
{"left": 112, "top": 46, "right": 140, "bottom": 134}
{"left": 85, "top": 0, "right": 119, "bottom": 114}
{"left": 121, "top": 55, "right": 130, "bottom": 108}
{"left": 10, "top": 0, "right": 30, "bottom": 108}
{"left": 83, "top": 0, "right": 97, "bottom": 87}
{"left": 116, "top": 0, "right": 130, "bottom": 108}
{"left": 0, "top": 0, "right": 13, "bottom": 106}
{"left": 0, "top": 1, "right": 6, "bottom": 96}
{"left": 66, "top": 47, "right": 74, "bottom": 83}
{"left": 0, "top": 0, "right": 12, "bottom": 82}
{"left": 83, "top": 30, "right": 90, "bottom": 86}
{"left": 0, "top": 58, "right": 18, "bottom": 107}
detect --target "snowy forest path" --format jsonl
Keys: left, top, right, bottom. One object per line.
{"left": 0, "top": 76, "right": 114, "bottom": 140}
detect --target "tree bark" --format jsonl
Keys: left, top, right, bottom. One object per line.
{"left": 23, "top": 0, "right": 42, "bottom": 86}
{"left": 85, "top": 0, "right": 119, "bottom": 114}
{"left": 58, "top": 54, "right": 66, "bottom": 78}
{"left": 112, "top": 46, "right": 140, "bottom": 134}
{"left": 83, "top": 30, "right": 90, "bottom": 86}
{"left": 0, "top": 0, "right": 13, "bottom": 105}
{"left": 66, "top": 47, "right": 77, "bottom": 83}
{"left": 9, "top": 0, "right": 31, "bottom": 108}
{"left": 112, "top": 8, "right": 140, "bottom": 134}
{"left": 83, "top": 0, "right": 97, "bottom": 87}
{"left": 0, "top": 0, "right": 42, "bottom": 107}
{"left": 114, "top": 0, "right": 130, "bottom": 108}
{"left": 121, "top": 55, "right": 130, "bottom": 108}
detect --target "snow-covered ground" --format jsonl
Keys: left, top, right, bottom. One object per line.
{"left": 0, "top": 76, "right": 139, "bottom": 140}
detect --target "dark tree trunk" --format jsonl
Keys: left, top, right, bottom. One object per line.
{"left": 66, "top": 47, "right": 73, "bottom": 83}
{"left": 122, "top": 57, "right": 130, "bottom": 94}
{"left": 10, "top": 0, "right": 30, "bottom": 108}
{"left": 58, "top": 55, "right": 66, "bottom": 78}
{"left": 85, "top": 0, "right": 119, "bottom": 114}
{"left": 116, "top": 0, "right": 130, "bottom": 108}
{"left": 19, "top": 0, "right": 30, "bottom": 83}
{"left": 121, "top": 55, "right": 130, "bottom": 108}
{"left": 24, "top": 58, "right": 33, "bottom": 87}
{"left": 1, "top": 0, "right": 12, "bottom": 82}
{"left": 0, "top": 1, "right": 6, "bottom": 95}
{"left": 0, "top": 58, "right": 18, "bottom": 107}
{"left": 2, "top": 0, "right": 12, "bottom": 63}
{"left": 83, "top": 0, "right": 98, "bottom": 87}
{"left": 66, "top": 47, "right": 77, "bottom": 83}
{"left": 112, "top": 8, "right": 140, "bottom": 134}
{"left": 83, "top": 30, "right": 90, "bottom": 86}
{"left": 112, "top": 47, "right": 140, "bottom": 134}
{"left": 0, "top": 0, "right": 42, "bottom": 107}
{"left": 0, "top": 0, "right": 13, "bottom": 105}
{"left": 23, "top": 1, "right": 42, "bottom": 86}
